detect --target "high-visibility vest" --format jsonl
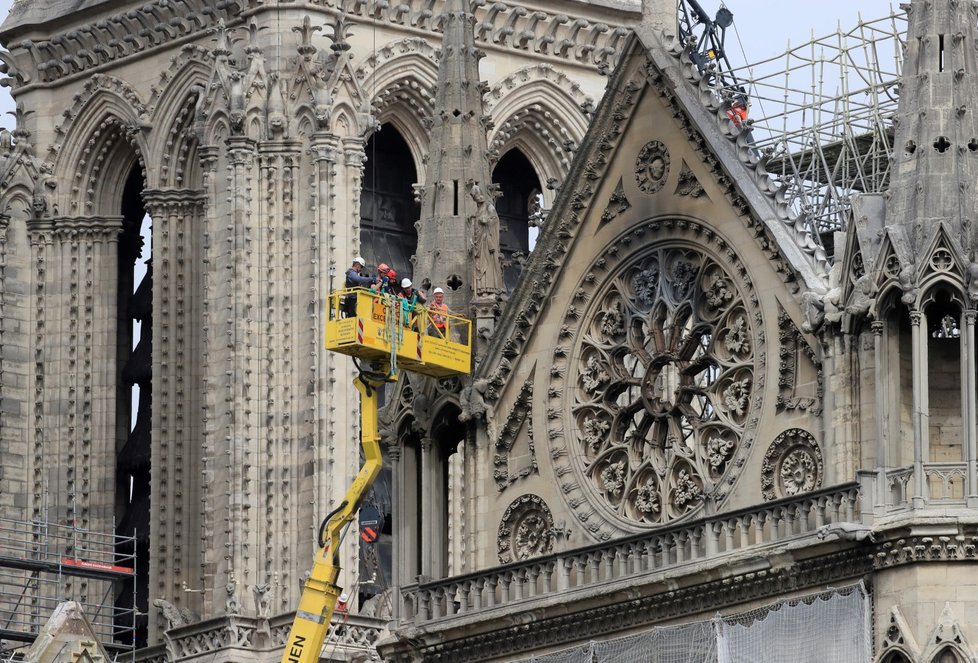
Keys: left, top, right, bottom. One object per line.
{"left": 429, "top": 302, "right": 448, "bottom": 328}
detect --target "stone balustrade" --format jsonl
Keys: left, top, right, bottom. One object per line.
{"left": 400, "top": 483, "right": 861, "bottom": 624}
{"left": 860, "top": 463, "right": 972, "bottom": 513}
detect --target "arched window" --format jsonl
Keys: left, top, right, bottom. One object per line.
{"left": 879, "top": 651, "right": 912, "bottom": 663}
{"left": 361, "top": 124, "right": 419, "bottom": 276}
{"left": 923, "top": 287, "right": 965, "bottom": 499}
{"left": 115, "top": 164, "right": 151, "bottom": 646}
{"left": 492, "top": 148, "right": 542, "bottom": 289}
{"left": 932, "top": 647, "right": 964, "bottom": 663}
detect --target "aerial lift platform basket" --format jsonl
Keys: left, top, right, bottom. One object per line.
{"left": 282, "top": 287, "right": 471, "bottom": 663}
{"left": 324, "top": 287, "right": 472, "bottom": 378}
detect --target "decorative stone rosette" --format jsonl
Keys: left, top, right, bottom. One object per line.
{"left": 497, "top": 494, "right": 556, "bottom": 564}
{"left": 761, "top": 428, "right": 823, "bottom": 501}
{"left": 550, "top": 220, "right": 763, "bottom": 538}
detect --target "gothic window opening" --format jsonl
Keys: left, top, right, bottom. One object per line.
{"left": 492, "top": 148, "right": 541, "bottom": 290}
{"left": 884, "top": 301, "right": 915, "bottom": 468}
{"left": 361, "top": 124, "right": 419, "bottom": 276}
{"left": 880, "top": 653, "right": 912, "bottom": 663}
{"left": 115, "top": 165, "right": 151, "bottom": 647}
{"left": 431, "top": 406, "right": 464, "bottom": 579}
{"left": 925, "top": 290, "right": 964, "bottom": 479}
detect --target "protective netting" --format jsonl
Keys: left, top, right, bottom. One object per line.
{"left": 718, "top": 585, "right": 870, "bottom": 663}
{"left": 513, "top": 584, "right": 869, "bottom": 663}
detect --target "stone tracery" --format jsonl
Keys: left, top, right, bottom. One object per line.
{"left": 565, "top": 241, "right": 758, "bottom": 527}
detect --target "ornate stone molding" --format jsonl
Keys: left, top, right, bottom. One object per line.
{"left": 674, "top": 161, "right": 706, "bottom": 198}
{"left": 328, "top": 0, "right": 632, "bottom": 68}
{"left": 760, "top": 428, "right": 823, "bottom": 501}
{"left": 496, "top": 494, "right": 554, "bottom": 564}
{"left": 776, "top": 305, "right": 823, "bottom": 414}
{"left": 598, "top": 178, "right": 630, "bottom": 225}
{"left": 634, "top": 140, "right": 670, "bottom": 194}
{"left": 493, "top": 376, "right": 537, "bottom": 490}
{"left": 3, "top": 0, "right": 242, "bottom": 88}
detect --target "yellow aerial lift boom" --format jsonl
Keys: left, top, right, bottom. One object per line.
{"left": 280, "top": 288, "right": 472, "bottom": 663}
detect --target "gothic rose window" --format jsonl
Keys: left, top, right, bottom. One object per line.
{"left": 569, "top": 245, "right": 755, "bottom": 526}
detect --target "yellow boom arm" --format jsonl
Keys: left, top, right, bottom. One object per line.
{"left": 280, "top": 375, "right": 384, "bottom": 663}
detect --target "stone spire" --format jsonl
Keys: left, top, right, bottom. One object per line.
{"left": 412, "top": 0, "right": 501, "bottom": 318}
{"left": 886, "top": 0, "right": 978, "bottom": 249}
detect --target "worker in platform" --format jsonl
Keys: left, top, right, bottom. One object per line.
{"left": 399, "top": 278, "right": 427, "bottom": 328}
{"left": 428, "top": 287, "right": 448, "bottom": 337}
{"left": 343, "top": 256, "right": 375, "bottom": 316}
{"left": 345, "top": 256, "right": 374, "bottom": 288}
{"left": 726, "top": 90, "right": 749, "bottom": 128}
{"left": 374, "top": 263, "right": 398, "bottom": 296}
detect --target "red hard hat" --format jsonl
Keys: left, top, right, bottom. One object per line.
{"left": 377, "top": 263, "right": 390, "bottom": 274}
{"left": 388, "top": 269, "right": 397, "bottom": 280}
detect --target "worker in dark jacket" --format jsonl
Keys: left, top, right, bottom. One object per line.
{"left": 343, "top": 256, "right": 375, "bottom": 316}
{"left": 345, "top": 256, "right": 374, "bottom": 288}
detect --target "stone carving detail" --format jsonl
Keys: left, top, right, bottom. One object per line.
{"left": 675, "top": 162, "right": 706, "bottom": 198}
{"left": 493, "top": 377, "right": 538, "bottom": 490}
{"left": 761, "top": 428, "right": 823, "bottom": 501}
{"left": 879, "top": 606, "right": 920, "bottom": 660}
{"left": 634, "top": 140, "right": 670, "bottom": 195}
{"left": 776, "top": 306, "right": 823, "bottom": 414}
{"left": 469, "top": 182, "right": 504, "bottom": 295}
{"left": 3, "top": 0, "right": 242, "bottom": 85}
{"left": 497, "top": 494, "right": 555, "bottom": 564}
{"left": 566, "top": 242, "right": 758, "bottom": 527}
{"left": 599, "top": 178, "right": 631, "bottom": 224}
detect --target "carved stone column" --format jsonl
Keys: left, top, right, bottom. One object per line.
{"left": 910, "top": 310, "right": 928, "bottom": 506}
{"left": 28, "top": 216, "right": 122, "bottom": 608}
{"left": 871, "top": 320, "right": 887, "bottom": 510}
{"left": 141, "top": 189, "right": 207, "bottom": 639}
{"left": 387, "top": 444, "right": 403, "bottom": 619}
{"left": 965, "top": 310, "right": 978, "bottom": 505}
{"left": 419, "top": 436, "right": 438, "bottom": 579}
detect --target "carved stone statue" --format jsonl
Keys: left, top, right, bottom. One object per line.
{"left": 469, "top": 182, "right": 503, "bottom": 295}
{"left": 898, "top": 266, "right": 918, "bottom": 307}
{"left": 154, "top": 598, "right": 188, "bottom": 631}
{"left": 845, "top": 273, "right": 876, "bottom": 319}
{"left": 967, "top": 262, "right": 978, "bottom": 305}
{"left": 252, "top": 582, "right": 271, "bottom": 619}
{"left": 459, "top": 378, "right": 493, "bottom": 426}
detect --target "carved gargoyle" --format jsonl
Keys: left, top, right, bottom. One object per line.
{"left": 153, "top": 598, "right": 198, "bottom": 631}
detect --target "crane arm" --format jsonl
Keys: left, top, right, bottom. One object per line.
{"left": 280, "top": 374, "right": 384, "bottom": 663}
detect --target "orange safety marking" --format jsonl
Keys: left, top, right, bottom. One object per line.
{"left": 60, "top": 558, "right": 134, "bottom": 574}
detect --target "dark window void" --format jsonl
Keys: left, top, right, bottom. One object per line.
{"left": 361, "top": 124, "right": 419, "bottom": 277}
{"left": 939, "top": 34, "right": 945, "bottom": 72}
{"left": 115, "top": 165, "right": 150, "bottom": 647}
{"left": 492, "top": 149, "right": 541, "bottom": 290}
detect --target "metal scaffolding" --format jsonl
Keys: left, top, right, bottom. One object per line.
{"left": 723, "top": 8, "right": 907, "bottom": 247}
{"left": 0, "top": 517, "right": 136, "bottom": 660}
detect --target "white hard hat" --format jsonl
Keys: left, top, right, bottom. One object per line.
{"left": 401, "top": 278, "right": 412, "bottom": 288}
{"left": 353, "top": 256, "right": 365, "bottom": 266}
{"left": 338, "top": 592, "right": 349, "bottom": 602}
{"left": 433, "top": 287, "right": 444, "bottom": 294}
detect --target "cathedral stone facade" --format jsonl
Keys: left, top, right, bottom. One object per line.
{"left": 2, "top": 0, "right": 978, "bottom": 661}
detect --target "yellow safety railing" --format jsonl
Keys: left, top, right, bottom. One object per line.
{"left": 325, "top": 288, "right": 471, "bottom": 377}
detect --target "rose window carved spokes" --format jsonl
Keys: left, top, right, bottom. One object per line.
{"left": 572, "top": 246, "right": 754, "bottom": 526}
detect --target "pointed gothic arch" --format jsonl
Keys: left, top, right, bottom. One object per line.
{"left": 879, "top": 652, "right": 913, "bottom": 663}
{"left": 49, "top": 77, "right": 151, "bottom": 216}
{"left": 360, "top": 122, "right": 419, "bottom": 275}
{"left": 361, "top": 44, "right": 438, "bottom": 178}
{"left": 489, "top": 99, "right": 581, "bottom": 207}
